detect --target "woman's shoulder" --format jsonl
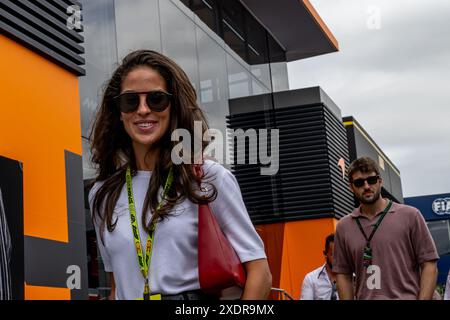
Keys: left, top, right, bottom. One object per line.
{"left": 202, "top": 159, "right": 231, "bottom": 179}
{"left": 88, "top": 180, "right": 105, "bottom": 203}
{"left": 201, "top": 160, "right": 239, "bottom": 192}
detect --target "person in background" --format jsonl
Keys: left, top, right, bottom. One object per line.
{"left": 333, "top": 156, "right": 439, "bottom": 300}
{"left": 432, "top": 289, "right": 442, "bottom": 300}
{"left": 444, "top": 270, "right": 450, "bottom": 300}
{"left": 300, "top": 234, "right": 338, "bottom": 300}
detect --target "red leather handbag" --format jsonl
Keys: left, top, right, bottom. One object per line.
{"left": 195, "top": 165, "right": 246, "bottom": 298}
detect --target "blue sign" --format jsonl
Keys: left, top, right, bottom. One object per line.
{"left": 405, "top": 193, "right": 450, "bottom": 221}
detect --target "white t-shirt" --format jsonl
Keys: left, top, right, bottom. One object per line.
{"left": 89, "top": 160, "right": 266, "bottom": 300}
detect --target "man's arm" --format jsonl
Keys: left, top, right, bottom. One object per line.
{"left": 333, "top": 222, "right": 354, "bottom": 299}
{"left": 336, "top": 273, "right": 354, "bottom": 300}
{"left": 418, "top": 261, "right": 438, "bottom": 300}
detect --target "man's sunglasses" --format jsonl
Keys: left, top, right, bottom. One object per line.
{"left": 113, "top": 90, "right": 172, "bottom": 113}
{"left": 352, "top": 175, "right": 380, "bottom": 188}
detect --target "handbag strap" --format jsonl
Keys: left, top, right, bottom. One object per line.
{"left": 193, "top": 164, "right": 203, "bottom": 180}
{"left": 193, "top": 164, "right": 207, "bottom": 193}
{"left": 193, "top": 156, "right": 217, "bottom": 180}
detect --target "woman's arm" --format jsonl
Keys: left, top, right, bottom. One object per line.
{"left": 108, "top": 272, "right": 116, "bottom": 300}
{"left": 241, "top": 258, "right": 272, "bottom": 300}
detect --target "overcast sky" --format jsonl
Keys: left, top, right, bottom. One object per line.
{"left": 287, "top": 0, "right": 450, "bottom": 197}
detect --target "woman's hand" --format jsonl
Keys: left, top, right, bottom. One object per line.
{"left": 241, "top": 259, "right": 272, "bottom": 300}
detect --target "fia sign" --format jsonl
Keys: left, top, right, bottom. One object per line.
{"left": 432, "top": 198, "right": 450, "bottom": 215}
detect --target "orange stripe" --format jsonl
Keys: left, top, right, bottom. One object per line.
{"left": 301, "top": 0, "right": 339, "bottom": 50}
{"left": 25, "top": 283, "right": 71, "bottom": 300}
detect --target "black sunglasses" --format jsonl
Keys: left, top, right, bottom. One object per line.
{"left": 352, "top": 175, "right": 380, "bottom": 188}
{"left": 113, "top": 90, "right": 172, "bottom": 113}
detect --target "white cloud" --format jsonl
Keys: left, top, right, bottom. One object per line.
{"left": 288, "top": 0, "right": 450, "bottom": 197}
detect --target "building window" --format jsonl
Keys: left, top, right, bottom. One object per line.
{"left": 268, "top": 32, "right": 286, "bottom": 64}
{"left": 222, "top": 18, "right": 247, "bottom": 62}
{"left": 427, "top": 220, "right": 450, "bottom": 256}
{"left": 183, "top": 0, "right": 217, "bottom": 32}
{"left": 245, "top": 11, "right": 268, "bottom": 65}
{"left": 178, "top": 0, "right": 284, "bottom": 66}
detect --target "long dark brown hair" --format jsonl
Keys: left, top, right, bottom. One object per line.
{"left": 89, "top": 50, "right": 217, "bottom": 240}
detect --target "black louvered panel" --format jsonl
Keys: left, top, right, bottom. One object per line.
{"left": 275, "top": 104, "right": 335, "bottom": 218}
{"left": 227, "top": 109, "right": 278, "bottom": 222}
{"left": 33, "top": 0, "right": 78, "bottom": 26}
{"left": 227, "top": 87, "right": 356, "bottom": 224}
{"left": 323, "top": 107, "right": 354, "bottom": 218}
{"left": 227, "top": 103, "right": 338, "bottom": 223}
{"left": 0, "top": 0, "right": 85, "bottom": 75}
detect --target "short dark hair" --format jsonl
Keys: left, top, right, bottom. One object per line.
{"left": 324, "top": 233, "right": 334, "bottom": 254}
{"left": 347, "top": 156, "right": 380, "bottom": 182}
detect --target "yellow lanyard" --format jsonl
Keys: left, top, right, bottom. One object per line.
{"left": 125, "top": 166, "right": 173, "bottom": 300}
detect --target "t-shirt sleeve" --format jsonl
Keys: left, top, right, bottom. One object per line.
{"left": 89, "top": 182, "right": 113, "bottom": 273}
{"left": 206, "top": 163, "right": 267, "bottom": 263}
{"left": 300, "top": 273, "right": 314, "bottom": 300}
{"left": 332, "top": 220, "right": 353, "bottom": 274}
{"left": 411, "top": 209, "right": 439, "bottom": 264}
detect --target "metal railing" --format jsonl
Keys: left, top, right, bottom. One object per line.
{"left": 270, "top": 287, "right": 295, "bottom": 300}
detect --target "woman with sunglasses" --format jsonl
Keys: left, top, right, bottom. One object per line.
{"left": 88, "top": 50, "right": 271, "bottom": 300}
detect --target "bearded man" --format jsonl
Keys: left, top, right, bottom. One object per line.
{"left": 333, "top": 157, "right": 438, "bottom": 300}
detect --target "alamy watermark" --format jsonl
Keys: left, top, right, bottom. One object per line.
{"left": 367, "top": 5, "right": 381, "bottom": 30}
{"left": 171, "top": 121, "right": 279, "bottom": 175}
{"left": 66, "top": 265, "right": 81, "bottom": 290}
{"left": 366, "top": 265, "right": 381, "bottom": 290}
{"left": 67, "top": 5, "right": 82, "bottom": 31}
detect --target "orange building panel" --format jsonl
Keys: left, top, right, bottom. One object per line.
{"left": 0, "top": 34, "right": 82, "bottom": 243}
{"left": 25, "top": 283, "right": 71, "bottom": 300}
{"left": 257, "top": 217, "right": 338, "bottom": 299}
